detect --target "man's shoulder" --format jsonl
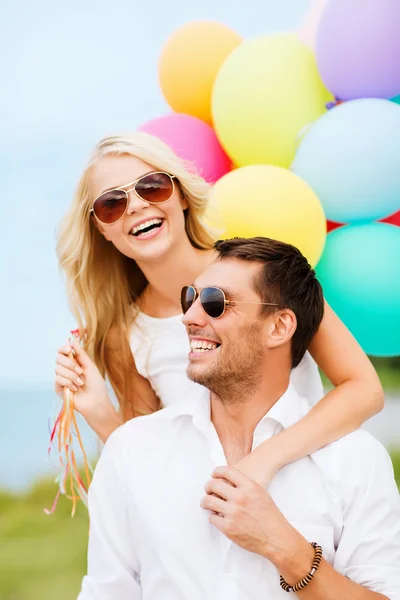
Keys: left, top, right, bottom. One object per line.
{"left": 107, "top": 397, "right": 198, "bottom": 450}
{"left": 312, "top": 428, "right": 395, "bottom": 491}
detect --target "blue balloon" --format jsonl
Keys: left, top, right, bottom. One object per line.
{"left": 392, "top": 94, "right": 400, "bottom": 105}
{"left": 291, "top": 98, "right": 400, "bottom": 223}
{"left": 316, "top": 223, "right": 400, "bottom": 356}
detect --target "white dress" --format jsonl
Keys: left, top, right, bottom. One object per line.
{"left": 130, "top": 312, "right": 324, "bottom": 408}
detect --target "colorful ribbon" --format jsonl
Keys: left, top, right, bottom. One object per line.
{"left": 45, "top": 330, "right": 93, "bottom": 516}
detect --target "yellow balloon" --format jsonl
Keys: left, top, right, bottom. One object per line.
{"left": 212, "top": 33, "right": 333, "bottom": 168}
{"left": 210, "top": 165, "right": 326, "bottom": 267}
{"left": 158, "top": 21, "right": 242, "bottom": 124}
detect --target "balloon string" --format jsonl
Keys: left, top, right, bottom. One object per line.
{"left": 45, "top": 330, "right": 93, "bottom": 516}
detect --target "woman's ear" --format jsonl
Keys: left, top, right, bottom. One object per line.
{"left": 264, "top": 308, "right": 297, "bottom": 350}
{"left": 180, "top": 193, "right": 189, "bottom": 210}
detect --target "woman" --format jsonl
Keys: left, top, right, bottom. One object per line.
{"left": 55, "top": 132, "right": 383, "bottom": 486}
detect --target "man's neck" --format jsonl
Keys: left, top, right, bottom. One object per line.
{"left": 210, "top": 371, "right": 290, "bottom": 464}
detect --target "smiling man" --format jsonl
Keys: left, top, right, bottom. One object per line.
{"left": 79, "top": 237, "right": 400, "bottom": 599}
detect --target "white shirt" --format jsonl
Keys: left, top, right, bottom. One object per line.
{"left": 130, "top": 312, "right": 324, "bottom": 407}
{"left": 79, "top": 385, "right": 400, "bottom": 599}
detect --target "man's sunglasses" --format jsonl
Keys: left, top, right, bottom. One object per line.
{"left": 181, "top": 286, "right": 281, "bottom": 319}
{"left": 90, "top": 171, "right": 176, "bottom": 225}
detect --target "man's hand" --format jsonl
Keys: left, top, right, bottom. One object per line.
{"left": 201, "top": 466, "right": 310, "bottom": 562}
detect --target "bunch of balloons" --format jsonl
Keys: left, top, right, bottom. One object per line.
{"left": 139, "top": 0, "right": 400, "bottom": 356}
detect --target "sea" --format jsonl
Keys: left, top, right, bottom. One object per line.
{"left": 0, "top": 388, "right": 99, "bottom": 492}
{"left": 0, "top": 388, "right": 399, "bottom": 492}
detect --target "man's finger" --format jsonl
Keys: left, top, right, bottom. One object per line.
{"left": 200, "top": 493, "right": 227, "bottom": 515}
{"left": 208, "top": 512, "right": 228, "bottom": 533}
{"left": 212, "top": 466, "right": 252, "bottom": 488}
{"left": 204, "top": 478, "right": 236, "bottom": 501}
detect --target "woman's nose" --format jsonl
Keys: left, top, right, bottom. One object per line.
{"left": 126, "top": 189, "right": 150, "bottom": 213}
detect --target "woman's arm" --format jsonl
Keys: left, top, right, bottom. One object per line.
{"left": 235, "top": 302, "right": 384, "bottom": 486}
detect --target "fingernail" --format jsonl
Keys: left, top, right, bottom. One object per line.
{"left": 76, "top": 377, "right": 84, "bottom": 386}
{"left": 72, "top": 385, "right": 78, "bottom": 392}
{"left": 75, "top": 366, "right": 84, "bottom": 375}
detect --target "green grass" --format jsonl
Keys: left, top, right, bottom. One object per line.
{"left": 391, "top": 449, "right": 400, "bottom": 488}
{"left": 1, "top": 451, "right": 399, "bottom": 600}
{"left": 0, "top": 480, "right": 89, "bottom": 600}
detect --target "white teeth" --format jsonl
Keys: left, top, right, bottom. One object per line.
{"left": 190, "top": 340, "right": 218, "bottom": 352}
{"left": 131, "top": 218, "right": 163, "bottom": 235}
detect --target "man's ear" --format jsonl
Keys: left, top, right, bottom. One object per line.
{"left": 263, "top": 309, "right": 297, "bottom": 350}
{"left": 91, "top": 214, "right": 112, "bottom": 241}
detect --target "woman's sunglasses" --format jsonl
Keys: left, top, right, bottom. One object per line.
{"left": 181, "top": 285, "right": 281, "bottom": 319}
{"left": 90, "top": 171, "right": 176, "bottom": 225}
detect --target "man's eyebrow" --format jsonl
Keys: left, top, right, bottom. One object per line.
{"left": 193, "top": 284, "right": 244, "bottom": 301}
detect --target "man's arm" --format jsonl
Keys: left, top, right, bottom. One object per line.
{"left": 274, "top": 535, "right": 388, "bottom": 599}
{"left": 276, "top": 435, "right": 400, "bottom": 598}
{"left": 202, "top": 455, "right": 400, "bottom": 599}
{"left": 78, "top": 430, "right": 142, "bottom": 600}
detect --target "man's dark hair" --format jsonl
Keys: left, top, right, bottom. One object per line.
{"left": 214, "top": 237, "right": 324, "bottom": 368}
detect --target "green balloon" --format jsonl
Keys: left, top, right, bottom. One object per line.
{"left": 316, "top": 223, "right": 400, "bottom": 356}
{"left": 392, "top": 94, "right": 400, "bottom": 105}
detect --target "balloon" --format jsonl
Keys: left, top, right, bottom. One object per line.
{"left": 297, "top": 0, "right": 328, "bottom": 50}
{"left": 138, "top": 114, "right": 231, "bottom": 184}
{"left": 158, "top": 22, "right": 241, "bottom": 124}
{"left": 316, "top": 0, "right": 400, "bottom": 100}
{"left": 212, "top": 33, "right": 332, "bottom": 168}
{"left": 327, "top": 220, "right": 343, "bottom": 233}
{"left": 210, "top": 165, "right": 326, "bottom": 266}
{"left": 382, "top": 210, "right": 400, "bottom": 227}
{"left": 291, "top": 99, "right": 400, "bottom": 223}
{"left": 316, "top": 223, "right": 400, "bottom": 356}
{"left": 392, "top": 95, "right": 400, "bottom": 105}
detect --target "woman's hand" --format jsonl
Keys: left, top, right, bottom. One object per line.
{"left": 55, "top": 339, "right": 122, "bottom": 442}
{"left": 233, "top": 440, "right": 282, "bottom": 489}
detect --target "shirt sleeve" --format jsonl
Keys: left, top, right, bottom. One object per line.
{"left": 78, "top": 430, "right": 142, "bottom": 600}
{"left": 290, "top": 351, "right": 324, "bottom": 406}
{"left": 333, "top": 433, "right": 400, "bottom": 599}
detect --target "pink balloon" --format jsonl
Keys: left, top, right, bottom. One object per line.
{"left": 298, "top": 0, "right": 328, "bottom": 50}
{"left": 138, "top": 113, "right": 232, "bottom": 183}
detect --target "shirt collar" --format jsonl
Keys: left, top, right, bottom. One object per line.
{"left": 261, "top": 382, "right": 309, "bottom": 430}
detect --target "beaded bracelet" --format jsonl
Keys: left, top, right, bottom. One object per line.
{"left": 280, "top": 542, "right": 323, "bottom": 593}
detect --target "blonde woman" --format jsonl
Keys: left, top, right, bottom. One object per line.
{"left": 55, "top": 132, "right": 383, "bottom": 486}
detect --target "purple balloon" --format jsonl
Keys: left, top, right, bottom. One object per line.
{"left": 316, "top": 0, "right": 400, "bottom": 101}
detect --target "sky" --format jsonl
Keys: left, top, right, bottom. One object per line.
{"left": 1, "top": 0, "right": 311, "bottom": 388}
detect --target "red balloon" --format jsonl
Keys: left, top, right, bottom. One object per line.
{"left": 327, "top": 220, "right": 344, "bottom": 232}
{"left": 381, "top": 210, "right": 400, "bottom": 226}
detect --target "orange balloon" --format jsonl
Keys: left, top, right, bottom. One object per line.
{"left": 158, "top": 21, "right": 242, "bottom": 124}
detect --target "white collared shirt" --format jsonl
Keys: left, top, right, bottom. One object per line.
{"left": 79, "top": 385, "right": 400, "bottom": 599}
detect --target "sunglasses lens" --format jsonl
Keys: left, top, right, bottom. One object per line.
{"left": 93, "top": 190, "right": 127, "bottom": 224}
{"left": 181, "top": 286, "right": 196, "bottom": 314}
{"left": 135, "top": 173, "right": 174, "bottom": 203}
{"left": 200, "top": 287, "right": 225, "bottom": 318}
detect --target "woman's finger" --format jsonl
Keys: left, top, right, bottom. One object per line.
{"left": 55, "top": 375, "right": 79, "bottom": 393}
{"left": 55, "top": 365, "right": 84, "bottom": 386}
{"left": 55, "top": 353, "right": 83, "bottom": 374}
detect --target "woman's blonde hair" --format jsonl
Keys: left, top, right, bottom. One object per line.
{"left": 57, "top": 132, "right": 216, "bottom": 417}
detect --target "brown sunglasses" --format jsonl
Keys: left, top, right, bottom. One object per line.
{"left": 90, "top": 171, "right": 176, "bottom": 225}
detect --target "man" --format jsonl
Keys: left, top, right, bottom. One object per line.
{"left": 79, "top": 237, "right": 400, "bottom": 599}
